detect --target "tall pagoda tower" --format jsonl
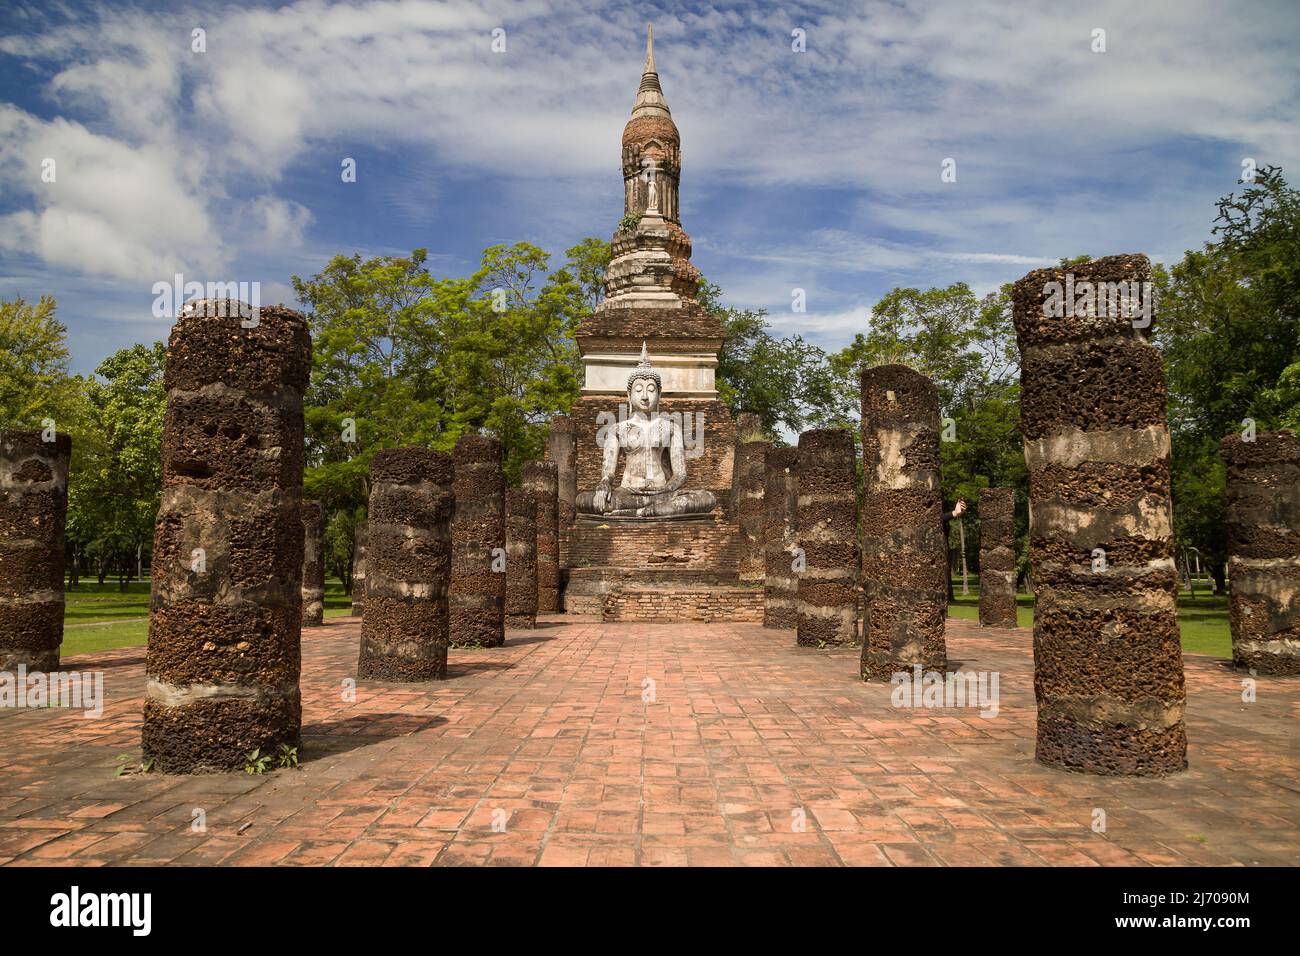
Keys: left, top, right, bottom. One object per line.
{"left": 570, "top": 25, "right": 737, "bottom": 510}
{"left": 556, "top": 25, "right": 744, "bottom": 602}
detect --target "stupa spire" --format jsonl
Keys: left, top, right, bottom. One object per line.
{"left": 632, "top": 23, "right": 670, "bottom": 120}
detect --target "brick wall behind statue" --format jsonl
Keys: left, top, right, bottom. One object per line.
{"left": 569, "top": 518, "right": 741, "bottom": 570}
{"left": 569, "top": 396, "right": 737, "bottom": 511}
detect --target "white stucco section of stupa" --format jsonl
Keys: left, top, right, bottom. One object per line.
{"left": 581, "top": 348, "right": 717, "bottom": 397}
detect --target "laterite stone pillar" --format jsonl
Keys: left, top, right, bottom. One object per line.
{"left": 735, "top": 440, "right": 768, "bottom": 583}
{"left": 1222, "top": 430, "right": 1300, "bottom": 675}
{"left": 350, "top": 520, "right": 367, "bottom": 617}
{"left": 860, "top": 364, "right": 947, "bottom": 680}
{"left": 546, "top": 414, "right": 576, "bottom": 577}
{"left": 143, "top": 300, "right": 310, "bottom": 773}
{"left": 300, "top": 500, "right": 324, "bottom": 627}
{"left": 357, "top": 448, "right": 453, "bottom": 680}
{"left": 450, "top": 434, "right": 505, "bottom": 647}
{"left": 523, "top": 460, "right": 559, "bottom": 613}
{"left": 1014, "top": 254, "right": 1186, "bottom": 775}
{"left": 763, "top": 446, "right": 799, "bottom": 629}
{"left": 978, "top": 488, "right": 1018, "bottom": 628}
{"left": 0, "top": 429, "right": 71, "bottom": 672}
{"left": 505, "top": 489, "right": 538, "bottom": 629}
{"left": 795, "top": 429, "right": 858, "bottom": 646}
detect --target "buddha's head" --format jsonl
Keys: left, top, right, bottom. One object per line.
{"left": 627, "top": 341, "right": 662, "bottom": 414}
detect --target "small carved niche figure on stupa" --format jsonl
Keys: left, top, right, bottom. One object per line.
{"left": 575, "top": 343, "right": 716, "bottom": 518}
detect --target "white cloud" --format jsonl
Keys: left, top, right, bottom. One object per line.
{"left": 236, "top": 196, "right": 315, "bottom": 250}
{"left": 0, "top": 0, "right": 1297, "bottom": 359}
{"left": 0, "top": 105, "right": 219, "bottom": 283}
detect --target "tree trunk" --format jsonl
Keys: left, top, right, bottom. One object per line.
{"left": 1210, "top": 561, "right": 1227, "bottom": 596}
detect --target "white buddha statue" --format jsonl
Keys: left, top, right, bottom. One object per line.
{"left": 575, "top": 344, "right": 716, "bottom": 518}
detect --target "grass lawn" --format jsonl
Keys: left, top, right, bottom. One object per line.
{"left": 947, "top": 577, "right": 1231, "bottom": 658}
{"left": 56, "top": 575, "right": 1233, "bottom": 661}
{"left": 60, "top": 578, "right": 356, "bottom": 657}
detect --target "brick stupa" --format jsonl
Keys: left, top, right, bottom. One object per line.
{"left": 557, "top": 26, "right": 746, "bottom": 616}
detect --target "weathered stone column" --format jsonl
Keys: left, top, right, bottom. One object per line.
{"left": 358, "top": 448, "right": 453, "bottom": 680}
{"left": 1222, "top": 430, "right": 1300, "bottom": 675}
{"left": 763, "top": 446, "right": 799, "bottom": 628}
{"left": 978, "top": 488, "right": 1018, "bottom": 627}
{"left": 0, "top": 429, "right": 71, "bottom": 672}
{"left": 350, "top": 520, "right": 367, "bottom": 617}
{"left": 450, "top": 434, "right": 506, "bottom": 647}
{"left": 859, "top": 364, "right": 947, "bottom": 680}
{"left": 505, "top": 489, "right": 538, "bottom": 629}
{"left": 143, "top": 301, "right": 310, "bottom": 773}
{"left": 300, "top": 500, "right": 324, "bottom": 627}
{"left": 731, "top": 412, "right": 761, "bottom": 513}
{"left": 1014, "top": 254, "right": 1186, "bottom": 775}
{"left": 796, "top": 429, "right": 858, "bottom": 646}
{"left": 546, "top": 414, "right": 576, "bottom": 581}
{"left": 522, "top": 460, "right": 559, "bottom": 613}
{"left": 735, "top": 440, "right": 768, "bottom": 583}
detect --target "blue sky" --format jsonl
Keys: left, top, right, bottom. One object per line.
{"left": 2, "top": 0, "right": 1299, "bottom": 375}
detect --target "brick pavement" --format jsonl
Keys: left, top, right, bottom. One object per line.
{"left": 1, "top": 615, "right": 1296, "bottom": 866}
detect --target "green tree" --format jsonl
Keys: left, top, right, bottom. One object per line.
{"left": 0, "top": 295, "right": 80, "bottom": 429}
{"left": 67, "top": 343, "right": 167, "bottom": 588}
{"left": 292, "top": 240, "right": 600, "bottom": 587}
{"left": 701, "top": 282, "right": 845, "bottom": 438}
{"left": 293, "top": 248, "right": 442, "bottom": 521}
{"left": 828, "top": 282, "right": 1026, "bottom": 586}
{"left": 829, "top": 282, "right": 1025, "bottom": 496}
{"left": 1156, "top": 165, "right": 1300, "bottom": 591}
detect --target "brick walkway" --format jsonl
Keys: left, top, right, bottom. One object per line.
{"left": 2, "top": 616, "right": 1297, "bottom": 866}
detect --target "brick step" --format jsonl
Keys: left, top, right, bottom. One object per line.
{"left": 601, "top": 585, "right": 763, "bottom": 623}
